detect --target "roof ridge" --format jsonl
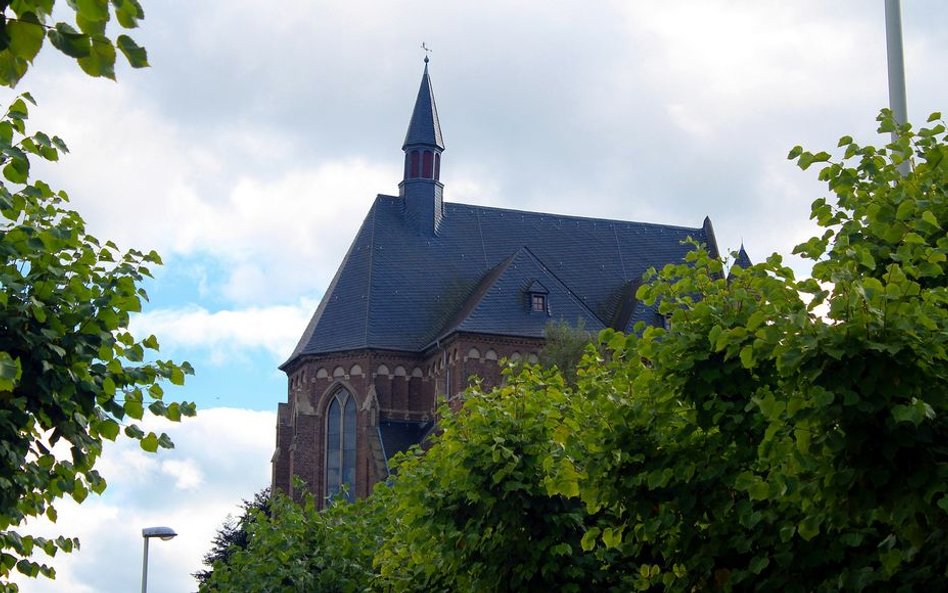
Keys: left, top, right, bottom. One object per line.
{"left": 445, "top": 201, "right": 705, "bottom": 232}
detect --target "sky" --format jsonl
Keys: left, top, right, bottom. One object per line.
{"left": 3, "top": 1, "right": 946, "bottom": 591}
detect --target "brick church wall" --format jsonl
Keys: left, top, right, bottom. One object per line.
{"left": 273, "top": 333, "right": 546, "bottom": 506}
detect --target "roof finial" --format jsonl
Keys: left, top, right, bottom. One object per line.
{"left": 421, "top": 42, "right": 432, "bottom": 63}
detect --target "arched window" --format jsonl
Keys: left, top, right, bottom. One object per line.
{"left": 410, "top": 151, "right": 420, "bottom": 178}
{"left": 434, "top": 153, "right": 441, "bottom": 180}
{"left": 325, "top": 388, "right": 356, "bottom": 501}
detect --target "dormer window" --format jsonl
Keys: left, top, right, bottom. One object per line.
{"left": 526, "top": 279, "right": 550, "bottom": 315}
{"left": 532, "top": 294, "right": 546, "bottom": 312}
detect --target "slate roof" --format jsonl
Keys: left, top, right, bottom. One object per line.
{"left": 284, "top": 199, "right": 719, "bottom": 366}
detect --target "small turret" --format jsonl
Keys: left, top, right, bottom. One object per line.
{"left": 399, "top": 57, "right": 445, "bottom": 236}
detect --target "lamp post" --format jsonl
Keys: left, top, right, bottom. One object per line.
{"left": 884, "top": 0, "right": 911, "bottom": 175}
{"left": 141, "top": 526, "right": 177, "bottom": 593}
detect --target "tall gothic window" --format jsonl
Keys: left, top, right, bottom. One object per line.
{"left": 325, "top": 388, "right": 356, "bottom": 501}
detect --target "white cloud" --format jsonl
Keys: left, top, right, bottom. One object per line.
{"left": 129, "top": 300, "right": 317, "bottom": 362}
{"left": 615, "top": 1, "right": 880, "bottom": 113}
{"left": 161, "top": 459, "right": 204, "bottom": 491}
{"left": 20, "top": 70, "right": 402, "bottom": 306}
{"left": 11, "top": 408, "right": 275, "bottom": 593}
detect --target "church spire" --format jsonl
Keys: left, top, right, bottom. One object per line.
{"left": 403, "top": 58, "right": 444, "bottom": 151}
{"left": 399, "top": 58, "right": 445, "bottom": 236}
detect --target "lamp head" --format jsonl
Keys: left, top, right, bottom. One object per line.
{"left": 142, "top": 526, "right": 177, "bottom": 541}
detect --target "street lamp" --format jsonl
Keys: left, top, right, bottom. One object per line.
{"left": 141, "top": 526, "right": 177, "bottom": 593}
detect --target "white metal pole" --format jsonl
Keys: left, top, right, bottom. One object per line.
{"left": 141, "top": 536, "right": 150, "bottom": 593}
{"left": 884, "top": 0, "right": 911, "bottom": 174}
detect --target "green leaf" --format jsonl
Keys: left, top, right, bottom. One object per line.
{"left": 879, "top": 548, "right": 903, "bottom": 575}
{"left": 116, "top": 35, "right": 148, "bottom": 68}
{"left": 77, "top": 35, "right": 116, "bottom": 79}
{"left": 937, "top": 496, "right": 948, "bottom": 514}
{"left": 0, "top": 352, "right": 23, "bottom": 391}
{"left": 798, "top": 151, "right": 831, "bottom": 170}
{"left": 580, "top": 528, "right": 600, "bottom": 552}
{"left": 798, "top": 515, "right": 820, "bottom": 541}
{"left": 98, "top": 419, "right": 120, "bottom": 440}
{"left": 7, "top": 15, "right": 45, "bottom": 64}
{"left": 165, "top": 402, "right": 181, "bottom": 422}
{"left": 112, "top": 0, "right": 145, "bottom": 29}
{"left": 921, "top": 210, "right": 940, "bottom": 229}
{"left": 124, "top": 399, "right": 144, "bottom": 419}
{"left": 0, "top": 52, "right": 29, "bottom": 87}
{"left": 749, "top": 555, "right": 770, "bottom": 574}
{"left": 47, "top": 23, "right": 92, "bottom": 59}
{"left": 892, "top": 399, "right": 935, "bottom": 426}
{"left": 76, "top": 13, "right": 107, "bottom": 36}
{"left": 3, "top": 152, "right": 29, "bottom": 183}
{"left": 140, "top": 432, "right": 159, "bottom": 452}
{"left": 739, "top": 345, "right": 755, "bottom": 368}
{"left": 75, "top": 0, "right": 110, "bottom": 21}
{"left": 602, "top": 527, "right": 622, "bottom": 549}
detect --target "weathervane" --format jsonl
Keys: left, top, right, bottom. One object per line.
{"left": 421, "top": 42, "right": 432, "bottom": 63}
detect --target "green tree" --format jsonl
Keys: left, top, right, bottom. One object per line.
{"left": 0, "top": 94, "right": 194, "bottom": 590}
{"left": 0, "top": 1, "right": 193, "bottom": 590}
{"left": 194, "top": 488, "right": 271, "bottom": 588}
{"left": 376, "top": 366, "right": 610, "bottom": 593}
{"left": 0, "top": 0, "right": 148, "bottom": 86}
{"left": 558, "top": 111, "right": 948, "bottom": 591}
{"left": 199, "top": 486, "right": 384, "bottom": 593}
{"left": 537, "top": 318, "right": 595, "bottom": 386}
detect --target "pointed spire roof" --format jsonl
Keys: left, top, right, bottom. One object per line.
{"left": 403, "top": 60, "right": 444, "bottom": 150}
{"left": 734, "top": 243, "right": 752, "bottom": 269}
{"left": 727, "top": 243, "right": 753, "bottom": 281}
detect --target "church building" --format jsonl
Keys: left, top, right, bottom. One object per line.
{"left": 272, "top": 60, "right": 728, "bottom": 504}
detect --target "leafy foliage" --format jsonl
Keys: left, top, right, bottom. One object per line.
{"left": 201, "top": 111, "right": 947, "bottom": 592}
{"left": 376, "top": 365, "right": 611, "bottom": 593}
{"left": 198, "top": 485, "right": 384, "bottom": 593}
{"left": 0, "top": 0, "right": 148, "bottom": 86}
{"left": 561, "top": 110, "right": 948, "bottom": 591}
{"left": 537, "top": 318, "right": 595, "bottom": 386}
{"left": 194, "top": 488, "right": 271, "bottom": 588}
{"left": 0, "top": 95, "right": 194, "bottom": 590}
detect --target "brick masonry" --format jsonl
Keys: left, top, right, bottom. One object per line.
{"left": 272, "top": 332, "right": 543, "bottom": 506}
